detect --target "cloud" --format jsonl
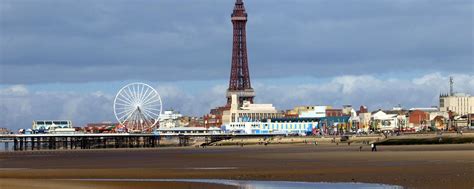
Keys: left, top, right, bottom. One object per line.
{"left": 0, "top": 85, "right": 29, "bottom": 96}
{"left": 0, "top": 82, "right": 228, "bottom": 130}
{"left": 1, "top": 0, "right": 472, "bottom": 84}
{"left": 0, "top": 87, "right": 114, "bottom": 131}
{"left": 1, "top": 73, "right": 473, "bottom": 131}
{"left": 155, "top": 83, "right": 226, "bottom": 116}
{"left": 255, "top": 73, "right": 474, "bottom": 111}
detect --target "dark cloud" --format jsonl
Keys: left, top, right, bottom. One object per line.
{"left": 1, "top": 0, "right": 472, "bottom": 84}
{"left": 1, "top": 0, "right": 473, "bottom": 130}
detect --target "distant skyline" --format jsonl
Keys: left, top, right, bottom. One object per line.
{"left": 1, "top": 0, "right": 473, "bottom": 130}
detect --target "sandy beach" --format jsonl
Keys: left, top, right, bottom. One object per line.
{"left": 1, "top": 143, "right": 473, "bottom": 189}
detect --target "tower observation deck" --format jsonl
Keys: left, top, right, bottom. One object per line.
{"left": 226, "top": 0, "right": 255, "bottom": 106}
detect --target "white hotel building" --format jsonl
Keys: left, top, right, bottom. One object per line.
{"left": 224, "top": 95, "right": 318, "bottom": 135}
{"left": 439, "top": 93, "right": 474, "bottom": 116}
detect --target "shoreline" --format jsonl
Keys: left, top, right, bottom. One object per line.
{"left": 0, "top": 144, "right": 473, "bottom": 188}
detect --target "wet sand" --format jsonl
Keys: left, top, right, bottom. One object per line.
{"left": 1, "top": 144, "right": 473, "bottom": 188}
{"left": 0, "top": 179, "right": 234, "bottom": 189}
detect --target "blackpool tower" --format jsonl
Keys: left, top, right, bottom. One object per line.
{"left": 226, "top": 0, "right": 255, "bottom": 106}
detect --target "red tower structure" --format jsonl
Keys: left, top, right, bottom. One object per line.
{"left": 204, "top": 0, "right": 255, "bottom": 128}
{"left": 226, "top": 0, "right": 255, "bottom": 106}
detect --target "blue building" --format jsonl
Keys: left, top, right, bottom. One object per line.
{"left": 227, "top": 117, "right": 320, "bottom": 135}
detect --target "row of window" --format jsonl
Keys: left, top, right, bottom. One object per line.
{"left": 449, "top": 106, "right": 473, "bottom": 115}
{"left": 35, "top": 121, "right": 70, "bottom": 125}
{"left": 230, "top": 123, "right": 315, "bottom": 130}
{"left": 231, "top": 113, "right": 279, "bottom": 122}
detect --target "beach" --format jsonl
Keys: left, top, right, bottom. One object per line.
{"left": 0, "top": 143, "right": 473, "bottom": 188}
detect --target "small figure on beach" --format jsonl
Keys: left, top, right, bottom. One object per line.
{"left": 359, "top": 146, "right": 363, "bottom": 151}
{"left": 371, "top": 143, "right": 377, "bottom": 152}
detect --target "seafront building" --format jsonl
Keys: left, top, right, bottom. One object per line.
{"left": 0, "top": 128, "right": 10, "bottom": 134}
{"left": 407, "top": 110, "right": 430, "bottom": 129}
{"left": 159, "top": 110, "right": 183, "bottom": 128}
{"left": 371, "top": 110, "right": 403, "bottom": 131}
{"left": 285, "top": 106, "right": 329, "bottom": 118}
{"left": 225, "top": 94, "right": 285, "bottom": 133}
{"left": 85, "top": 122, "right": 122, "bottom": 133}
{"left": 155, "top": 127, "right": 222, "bottom": 135}
{"left": 226, "top": 118, "right": 319, "bottom": 135}
{"left": 358, "top": 106, "right": 371, "bottom": 132}
{"left": 246, "top": 117, "right": 319, "bottom": 135}
{"left": 439, "top": 77, "right": 473, "bottom": 116}
{"left": 298, "top": 106, "right": 328, "bottom": 118}
{"left": 439, "top": 93, "right": 474, "bottom": 116}
{"left": 223, "top": 95, "right": 281, "bottom": 124}
{"left": 32, "top": 120, "right": 75, "bottom": 134}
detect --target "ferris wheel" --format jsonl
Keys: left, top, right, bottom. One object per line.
{"left": 114, "top": 82, "right": 162, "bottom": 132}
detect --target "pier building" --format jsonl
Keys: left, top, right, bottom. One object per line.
{"left": 32, "top": 120, "right": 74, "bottom": 134}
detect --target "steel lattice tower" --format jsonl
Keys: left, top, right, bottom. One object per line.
{"left": 227, "top": 0, "right": 255, "bottom": 106}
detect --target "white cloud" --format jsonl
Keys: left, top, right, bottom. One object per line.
{"left": 0, "top": 85, "right": 29, "bottom": 96}
{"left": 0, "top": 73, "right": 473, "bottom": 131}
{"left": 255, "top": 73, "right": 474, "bottom": 111}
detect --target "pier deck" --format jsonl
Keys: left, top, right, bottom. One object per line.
{"left": 0, "top": 133, "right": 285, "bottom": 151}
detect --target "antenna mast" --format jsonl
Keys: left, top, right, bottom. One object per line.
{"left": 449, "top": 76, "right": 454, "bottom": 96}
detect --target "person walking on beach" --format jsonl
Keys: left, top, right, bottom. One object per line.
{"left": 371, "top": 143, "right": 377, "bottom": 152}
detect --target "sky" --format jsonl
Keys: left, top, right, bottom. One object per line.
{"left": 0, "top": 0, "right": 473, "bottom": 130}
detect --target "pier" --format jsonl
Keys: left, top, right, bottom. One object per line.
{"left": 0, "top": 133, "right": 283, "bottom": 151}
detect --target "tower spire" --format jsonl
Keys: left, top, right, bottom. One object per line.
{"left": 227, "top": 0, "right": 255, "bottom": 106}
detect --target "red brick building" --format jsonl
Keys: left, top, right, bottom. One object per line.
{"left": 326, "top": 109, "right": 344, "bottom": 117}
{"left": 203, "top": 106, "right": 228, "bottom": 128}
{"left": 408, "top": 110, "right": 430, "bottom": 127}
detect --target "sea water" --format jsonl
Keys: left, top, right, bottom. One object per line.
{"left": 70, "top": 179, "right": 403, "bottom": 189}
{"left": 0, "top": 141, "right": 13, "bottom": 152}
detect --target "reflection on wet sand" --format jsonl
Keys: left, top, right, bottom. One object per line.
{"left": 69, "top": 179, "right": 403, "bottom": 189}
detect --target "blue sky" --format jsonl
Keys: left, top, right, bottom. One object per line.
{"left": 0, "top": 0, "right": 473, "bottom": 130}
